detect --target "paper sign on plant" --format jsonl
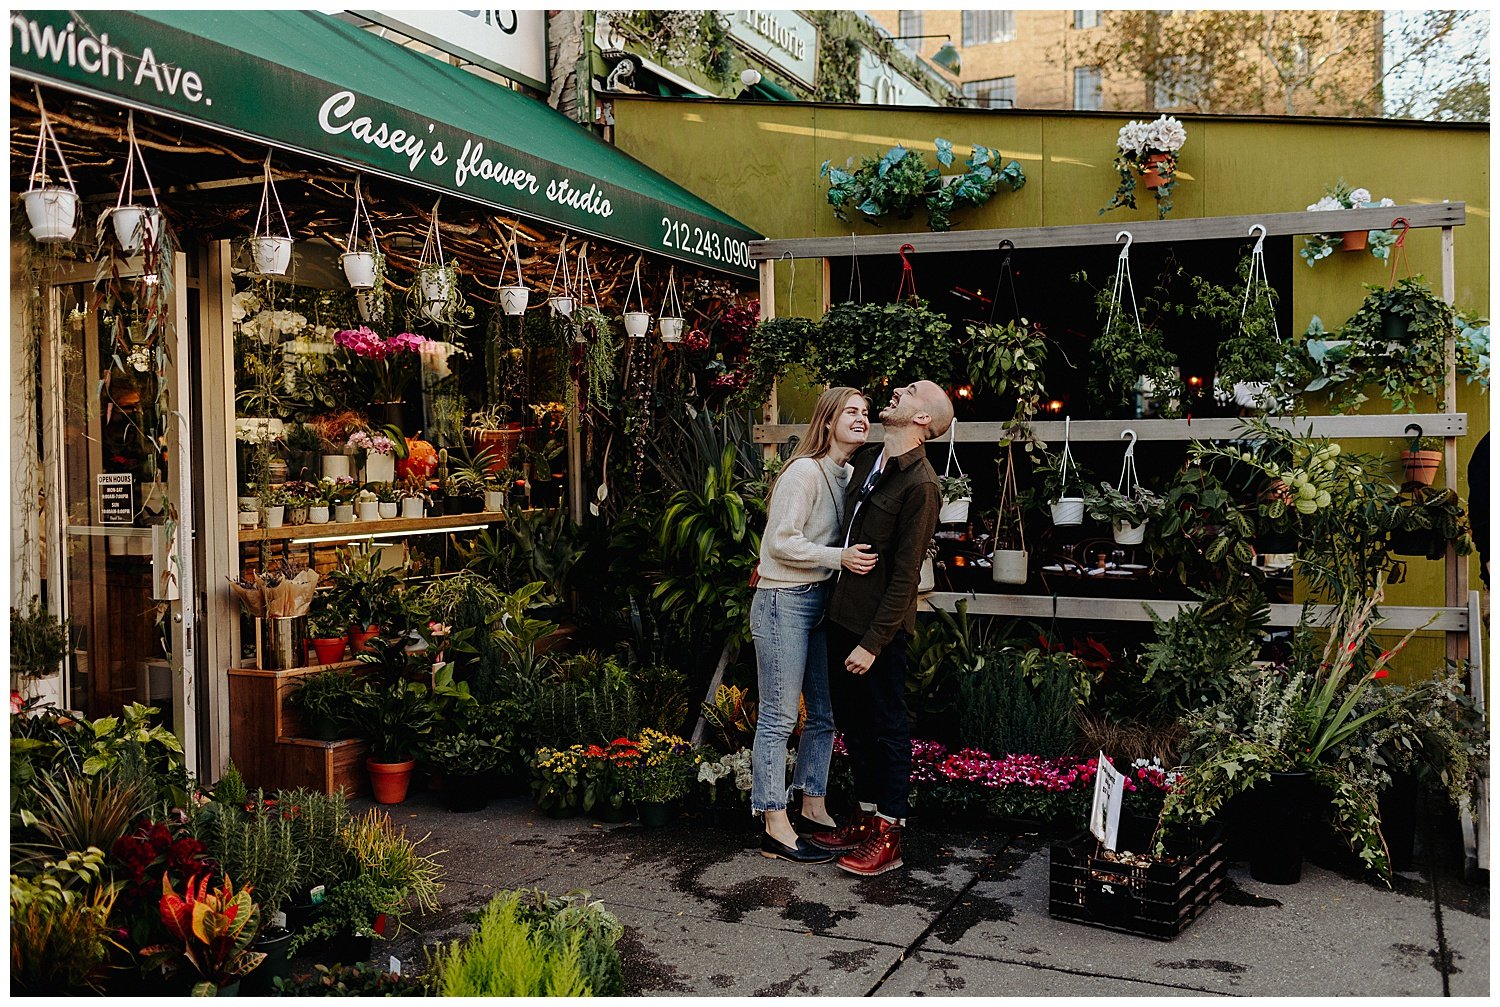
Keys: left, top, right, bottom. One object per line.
{"left": 1090, "top": 750, "right": 1125, "bottom": 851}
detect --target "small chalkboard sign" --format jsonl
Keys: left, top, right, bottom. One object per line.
{"left": 98, "top": 473, "right": 135, "bottom": 524}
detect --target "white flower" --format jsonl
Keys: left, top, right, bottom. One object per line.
{"left": 1116, "top": 120, "right": 1150, "bottom": 156}
{"left": 1348, "top": 187, "right": 1372, "bottom": 206}
{"left": 230, "top": 291, "right": 261, "bottom": 323}
{"left": 1378, "top": 197, "right": 1395, "bottom": 207}
{"left": 1307, "top": 195, "right": 1344, "bottom": 212}
{"left": 1145, "top": 115, "right": 1186, "bottom": 153}
{"left": 125, "top": 345, "right": 152, "bottom": 373}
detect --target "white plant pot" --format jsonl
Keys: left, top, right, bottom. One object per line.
{"left": 938, "top": 497, "right": 971, "bottom": 524}
{"left": 341, "top": 252, "right": 378, "bottom": 290}
{"left": 362, "top": 452, "right": 396, "bottom": 485}
{"left": 265, "top": 505, "right": 285, "bottom": 529}
{"left": 110, "top": 205, "right": 161, "bottom": 254}
{"left": 308, "top": 505, "right": 330, "bottom": 524}
{"left": 659, "top": 316, "right": 685, "bottom": 343}
{"left": 1112, "top": 520, "right": 1147, "bottom": 545}
{"left": 24, "top": 188, "right": 79, "bottom": 243}
{"left": 378, "top": 501, "right": 399, "bottom": 519}
{"left": 356, "top": 500, "right": 381, "bottom": 521}
{"left": 238, "top": 495, "right": 259, "bottom": 512}
{"left": 918, "top": 556, "right": 936, "bottom": 592}
{"left": 238, "top": 511, "right": 259, "bottom": 528}
{"left": 483, "top": 488, "right": 507, "bottom": 512}
{"left": 419, "top": 267, "right": 455, "bottom": 305}
{"left": 321, "top": 454, "right": 353, "bottom": 480}
{"left": 251, "top": 236, "right": 293, "bottom": 276}
{"left": 549, "top": 295, "right": 575, "bottom": 317}
{"left": 334, "top": 503, "right": 355, "bottom": 523}
{"left": 1050, "top": 497, "right": 1085, "bottom": 527}
{"left": 623, "top": 311, "right": 651, "bottom": 338}
{"left": 401, "top": 496, "right": 425, "bottom": 519}
{"left": 991, "top": 548, "right": 1029, "bottom": 585}
{"left": 498, "top": 285, "right": 530, "bottom": 315}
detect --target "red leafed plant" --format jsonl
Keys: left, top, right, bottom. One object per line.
{"left": 141, "top": 872, "right": 266, "bottom": 995}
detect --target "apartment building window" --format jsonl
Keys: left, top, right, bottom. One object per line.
{"left": 964, "top": 76, "right": 1017, "bottom": 109}
{"left": 962, "top": 10, "right": 1015, "bottom": 46}
{"left": 1153, "top": 55, "right": 1205, "bottom": 109}
{"left": 898, "top": 10, "right": 922, "bottom": 38}
{"left": 1073, "top": 10, "right": 1100, "bottom": 30}
{"left": 1073, "top": 66, "right": 1102, "bottom": 110}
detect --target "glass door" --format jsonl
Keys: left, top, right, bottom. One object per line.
{"left": 43, "top": 254, "right": 198, "bottom": 764}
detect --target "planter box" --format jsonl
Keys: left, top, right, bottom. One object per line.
{"left": 1048, "top": 831, "right": 1226, "bottom": 941}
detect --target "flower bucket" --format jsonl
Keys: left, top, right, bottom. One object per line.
{"left": 623, "top": 311, "right": 651, "bottom": 338}
{"left": 321, "top": 454, "right": 352, "bottom": 480}
{"left": 1050, "top": 497, "right": 1085, "bottom": 527}
{"left": 1340, "top": 230, "right": 1369, "bottom": 252}
{"left": 401, "top": 496, "right": 424, "bottom": 519}
{"left": 378, "top": 501, "right": 398, "bottom": 519}
{"left": 110, "top": 205, "right": 161, "bottom": 254}
{"left": 498, "top": 285, "right": 530, "bottom": 315}
{"left": 1140, "top": 153, "right": 1172, "bottom": 189}
{"left": 334, "top": 503, "right": 355, "bottom": 523}
{"left": 991, "top": 548, "right": 1028, "bottom": 585}
{"left": 362, "top": 452, "right": 395, "bottom": 485}
{"left": 659, "top": 316, "right": 685, "bottom": 343}
{"left": 938, "top": 497, "right": 971, "bottom": 525}
{"left": 1401, "top": 449, "right": 1441, "bottom": 487}
{"left": 251, "top": 236, "right": 293, "bottom": 276}
{"left": 1112, "top": 520, "right": 1146, "bottom": 545}
{"left": 356, "top": 500, "right": 380, "bottom": 521}
{"left": 340, "top": 251, "right": 378, "bottom": 289}
{"left": 549, "top": 295, "right": 575, "bottom": 317}
{"left": 367, "top": 758, "right": 415, "bottom": 805}
{"left": 24, "top": 188, "right": 78, "bottom": 242}
{"left": 483, "top": 489, "right": 507, "bottom": 512}
{"left": 307, "top": 505, "right": 330, "bottom": 524}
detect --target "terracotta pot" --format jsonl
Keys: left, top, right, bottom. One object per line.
{"left": 367, "top": 757, "right": 416, "bottom": 804}
{"left": 1401, "top": 449, "right": 1442, "bottom": 487}
{"left": 1341, "top": 229, "right": 1369, "bottom": 252}
{"left": 349, "top": 625, "right": 381, "bottom": 653}
{"left": 311, "top": 637, "right": 348, "bottom": 665}
{"left": 466, "top": 425, "right": 524, "bottom": 473}
{"left": 1140, "top": 152, "right": 1173, "bottom": 189}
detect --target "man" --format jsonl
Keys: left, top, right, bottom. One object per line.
{"left": 811, "top": 379, "right": 952, "bottom": 876}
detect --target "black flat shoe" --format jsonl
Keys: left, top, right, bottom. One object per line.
{"left": 792, "top": 813, "right": 838, "bottom": 835}
{"left": 761, "top": 832, "right": 836, "bottom": 864}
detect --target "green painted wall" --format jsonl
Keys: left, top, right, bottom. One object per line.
{"left": 615, "top": 98, "right": 1490, "bottom": 673}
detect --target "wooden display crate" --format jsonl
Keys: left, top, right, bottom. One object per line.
{"left": 227, "top": 660, "right": 370, "bottom": 798}
{"left": 1048, "top": 831, "right": 1226, "bottom": 941}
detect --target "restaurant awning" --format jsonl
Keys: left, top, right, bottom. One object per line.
{"left": 10, "top": 9, "right": 761, "bottom": 278}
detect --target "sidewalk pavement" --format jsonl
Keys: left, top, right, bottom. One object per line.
{"left": 362, "top": 794, "right": 1488, "bottom": 997}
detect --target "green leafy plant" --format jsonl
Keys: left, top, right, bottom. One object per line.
{"left": 1073, "top": 270, "right": 1180, "bottom": 417}
{"left": 962, "top": 319, "right": 1048, "bottom": 440}
{"left": 10, "top": 598, "right": 70, "bottom": 680}
{"left": 273, "top": 961, "right": 429, "bottom": 996}
{"left": 352, "top": 680, "right": 440, "bottom": 763}
{"left": 9, "top": 848, "right": 120, "bottom": 995}
{"left": 811, "top": 299, "right": 955, "bottom": 395}
{"left": 1184, "top": 253, "right": 1284, "bottom": 405}
{"left": 423, "top": 732, "right": 505, "bottom": 778}
{"left": 327, "top": 547, "right": 406, "bottom": 631}
{"left": 1300, "top": 181, "right": 1398, "bottom": 266}
{"left": 290, "top": 669, "right": 362, "bottom": 741}
{"left": 958, "top": 648, "right": 1085, "bottom": 758}
{"left": 426, "top": 890, "right": 591, "bottom": 996}
{"left": 1335, "top": 277, "right": 1457, "bottom": 412}
{"left": 513, "top": 889, "right": 625, "bottom": 997}
{"left": 820, "top": 139, "right": 1025, "bottom": 231}
{"left": 1083, "top": 481, "right": 1163, "bottom": 529}
{"left": 1386, "top": 485, "right": 1474, "bottom": 559}
{"left": 276, "top": 787, "right": 350, "bottom": 897}
{"left": 736, "top": 315, "right": 817, "bottom": 410}
{"left": 141, "top": 873, "right": 267, "bottom": 995}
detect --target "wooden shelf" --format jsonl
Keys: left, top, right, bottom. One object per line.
{"left": 917, "top": 591, "right": 1468, "bottom": 632}
{"left": 756, "top": 412, "right": 1467, "bottom": 446}
{"left": 237, "top": 510, "right": 505, "bottom": 544}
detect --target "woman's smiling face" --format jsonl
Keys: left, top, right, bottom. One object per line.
{"left": 831, "top": 394, "right": 869, "bottom": 449}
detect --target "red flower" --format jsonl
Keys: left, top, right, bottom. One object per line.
{"left": 1372, "top": 668, "right": 1389, "bottom": 679}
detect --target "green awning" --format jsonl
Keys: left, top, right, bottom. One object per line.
{"left": 10, "top": 10, "right": 760, "bottom": 277}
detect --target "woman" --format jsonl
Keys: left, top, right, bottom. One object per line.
{"left": 751, "top": 386, "right": 877, "bottom": 863}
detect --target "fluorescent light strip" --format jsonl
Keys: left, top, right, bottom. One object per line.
{"left": 289, "top": 523, "right": 489, "bottom": 545}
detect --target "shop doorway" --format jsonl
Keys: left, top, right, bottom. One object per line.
{"left": 39, "top": 253, "right": 201, "bottom": 768}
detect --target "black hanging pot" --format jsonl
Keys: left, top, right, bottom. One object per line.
{"left": 241, "top": 925, "right": 295, "bottom": 995}
{"left": 1390, "top": 527, "right": 1440, "bottom": 559}
{"left": 1249, "top": 770, "right": 1314, "bottom": 884}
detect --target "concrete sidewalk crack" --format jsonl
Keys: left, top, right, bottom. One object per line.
{"left": 896, "top": 944, "right": 1234, "bottom": 996}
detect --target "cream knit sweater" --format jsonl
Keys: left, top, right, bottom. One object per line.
{"left": 756, "top": 455, "right": 851, "bottom": 589}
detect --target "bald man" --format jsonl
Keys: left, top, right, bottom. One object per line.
{"left": 811, "top": 380, "right": 951, "bottom": 876}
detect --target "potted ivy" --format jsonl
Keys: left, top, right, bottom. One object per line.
{"left": 1336, "top": 277, "right": 1455, "bottom": 413}
{"left": 819, "top": 138, "right": 1026, "bottom": 231}
{"left": 1084, "top": 481, "right": 1164, "bottom": 545}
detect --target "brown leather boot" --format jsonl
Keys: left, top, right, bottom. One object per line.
{"left": 836, "top": 816, "right": 903, "bottom": 876}
{"left": 808, "top": 807, "right": 873, "bottom": 852}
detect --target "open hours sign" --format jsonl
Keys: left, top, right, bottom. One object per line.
{"left": 98, "top": 473, "right": 135, "bottom": 524}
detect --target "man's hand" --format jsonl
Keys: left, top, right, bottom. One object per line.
{"left": 845, "top": 645, "right": 876, "bottom": 675}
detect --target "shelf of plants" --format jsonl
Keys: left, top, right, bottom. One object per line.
{"left": 236, "top": 510, "right": 506, "bottom": 544}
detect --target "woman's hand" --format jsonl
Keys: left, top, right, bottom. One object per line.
{"left": 841, "top": 543, "right": 877, "bottom": 575}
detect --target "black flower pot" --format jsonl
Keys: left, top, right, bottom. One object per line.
{"left": 638, "top": 801, "right": 674, "bottom": 828}
{"left": 242, "top": 925, "right": 295, "bottom": 995}
{"left": 442, "top": 773, "right": 491, "bottom": 813}
{"left": 1249, "top": 771, "right": 1313, "bottom": 884}
{"left": 322, "top": 930, "right": 373, "bottom": 966}
{"left": 1379, "top": 771, "right": 1421, "bottom": 873}
{"left": 282, "top": 898, "right": 325, "bottom": 934}
{"left": 1391, "top": 527, "right": 1441, "bottom": 559}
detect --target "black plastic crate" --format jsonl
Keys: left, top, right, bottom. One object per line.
{"left": 1048, "top": 831, "right": 1227, "bottom": 941}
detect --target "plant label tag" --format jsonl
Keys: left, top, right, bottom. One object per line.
{"left": 309, "top": 884, "right": 326, "bottom": 906}
{"left": 272, "top": 910, "right": 287, "bottom": 929}
{"left": 1089, "top": 750, "right": 1125, "bottom": 851}
{"left": 390, "top": 957, "right": 401, "bottom": 975}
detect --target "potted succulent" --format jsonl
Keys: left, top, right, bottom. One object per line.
{"left": 306, "top": 603, "right": 352, "bottom": 670}
{"left": 375, "top": 482, "right": 399, "bottom": 519}
{"left": 263, "top": 484, "right": 288, "bottom": 529}
{"left": 238, "top": 500, "right": 260, "bottom": 528}
{"left": 1100, "top": 114, "right": 1186, "bottom": 219}
{"left": 1301, "top": 182, "right": 1398, "bottom": 266}
{"left": 1084, "top": 481, "right": 1164, "bottom": 545}
{"left": 399, "top": 473, "right": 427, "bottom": 519}
{"left": 353, "top": 679, "right": 440, "bottom": 804}
{"left": 482, "top": 472, "right": 509, "bottom": 513}
{"left": 423, "top": 733, "right": 504, "bottom": 812}
{"left": 281, "top": 481, "right": 313, "bottom": 527}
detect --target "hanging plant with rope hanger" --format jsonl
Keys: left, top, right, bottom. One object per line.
{"left": 1073, "top": 230, "right": 1180, "bottom": 418}
{"left": 1185, "top": 224, "right": 1284, "bottom": 411}
{"left": 963, "top": 239, "right": 1050, "bottom": 449}
{"left": 405, "top": 198, "right": 473, "bottom": 336}
{"left": 736, "top": 253, "right": 816, "bottom": 410}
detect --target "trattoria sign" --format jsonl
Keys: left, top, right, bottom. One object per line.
{"left": 10, "top": 10, "right": 759, "bottom": 277}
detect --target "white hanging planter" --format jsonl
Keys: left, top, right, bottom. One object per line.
{"left": 498, "top": 285, "right": 530, "bottom": 315}
{"left": 111, "top": 205, "right": 162, "bottom": 255}
{"left": 991, "top": 548, "right": 1029, "bottom": 585}
{"left": 548, "top": 234, "right": 576, "bottom": 318}
{"left": 24, "top": 91, "right": 80, "bottom": 243}
{"left": 24, "top": 188, "right": 78, "bottom": 243}
{"left": 251, "top": 236, "right": 293, "bottom": 276}
{"left": 550, "top": 295, "right": 575, "bottom": 317}
{"left": 342, "top": 252, "right": 378, "bottom": 290}
{"left": 419, "top": 265, "right": 457, "bottom": 307}
{"left": 623, "top": 311, "right": 651, "bottom": 338}
{"left": 1113, "top": 519, "right": 1146, "bottom": 545}
{"left": 1050, "top": 497, "right": 1086, "bottom": 527}
{"left": 938, "top": 497, "right": 970, "bottom": 524}
{"left": 659, "top": 316, "right": 685, "bottom": 343}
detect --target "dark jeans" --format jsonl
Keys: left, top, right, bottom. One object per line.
{"left": 826, "top": 621, "right": 911, "bottom": 820}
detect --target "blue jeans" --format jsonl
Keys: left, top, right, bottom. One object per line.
{"left": 749, "top": 581, "right": 836, "bottom": 814}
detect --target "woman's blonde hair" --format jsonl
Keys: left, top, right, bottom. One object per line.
{"left": 769, "top": 386, "right": 865, "bottom": 498}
